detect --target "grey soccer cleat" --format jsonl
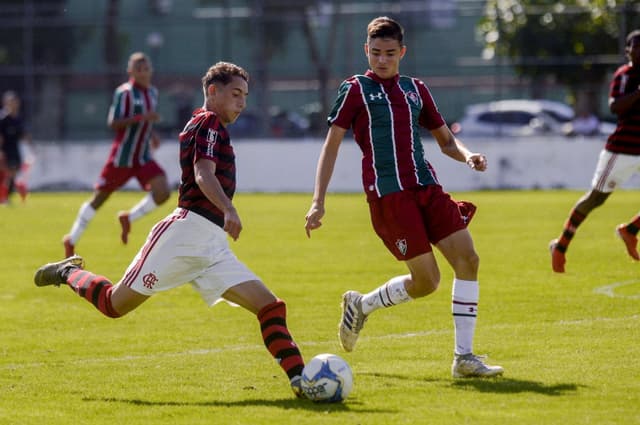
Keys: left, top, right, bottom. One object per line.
{"left": 34, "top": 255, "right": 85, "bottom": 287}
{"left": 452, "top": 353, "right": 504, "bottom": 378}
{"left": 338, "top": 290, "right": 367, "bottom": 352}
{"left": 290, "top": 375, "right": 307, "bottom": 399}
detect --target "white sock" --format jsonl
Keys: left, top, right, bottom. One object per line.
{"left": 68, "top": 201, "right": 96, "bottom": 244}
{"left": 128, "top": 193, "right": 158, "bottom": 222}
{"left": 452, "top": 278, "right": 479, "bottom": 355}
{"left": 361, "top": 275, "right": 412, "bottom": 315}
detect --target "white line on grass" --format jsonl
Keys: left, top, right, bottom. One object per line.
{"left": 593, "top": 279, "right": 640, "bottom": 299}
{"left": 3, "top": 314, "right": 638, "bottom": 370}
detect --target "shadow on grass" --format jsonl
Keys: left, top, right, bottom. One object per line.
{"left": 452, "top": 377, "right": 581, "bottom": 396}
{"left": 82, "top": 396, "right": 393, "bottom": 413}
{"left": 359, "top": 372, "right": 581, "bottom": 397}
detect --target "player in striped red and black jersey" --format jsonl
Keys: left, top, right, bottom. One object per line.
{"left": 304, "top": 16, "right": 503, "bottom": 378}
{"left": 177, "top": 103, "right": 235, "bottom": 228}
{"left": 550, "top": 30, "right": 640, "bottom": 273}
{"left": 34, "top": 62, "right": 307, "bottom": 398}
{"left": 62, "top": 52, "right": 171, "bottom": 258}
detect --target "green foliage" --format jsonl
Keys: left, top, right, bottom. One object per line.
{"left": 478, "top": 1, "right": 637, "bottom": 88}
{"left": 1, "top": 191, "right": 639, "bottom": 424}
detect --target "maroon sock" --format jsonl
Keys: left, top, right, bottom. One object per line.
{"left": 257, "top": 299, "right": 304, "bottom": 379}
{"left": 66, "top": 269, "right": 121, "bottom": 318}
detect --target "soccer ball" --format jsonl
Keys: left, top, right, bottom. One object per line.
{"left": 301, "top": 353, "right": 353, "bottom": 402}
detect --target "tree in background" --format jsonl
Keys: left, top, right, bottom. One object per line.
{"left": 478, "top": 0, "right": 640, "bottom": 117}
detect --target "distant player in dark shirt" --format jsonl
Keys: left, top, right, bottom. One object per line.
{"left": 0, "top": 91, "right": 31, "bottom": 204}
{"left": 550, "top": 30, "right": 640, "bottom": 272}
{"left": 34, "top": 61, "right": 307, "bottom": 398}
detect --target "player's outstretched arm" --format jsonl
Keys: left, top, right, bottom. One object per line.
{"left": 305, "top": 125, "right": 347, "bottom": 238}
{"left": 431, "top": 125, "right": 487, "bottom": 172}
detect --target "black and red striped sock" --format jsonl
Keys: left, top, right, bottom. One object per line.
{"left": 65, "top": 269, "right": 121, "bottom": 318}
{"left": 557, "top": 208, "right": 586, "bottom": 252}
{"left": 627, "top": 216, "right": 640, "bottom": 235}
{"left": 257, "top": 299, "right": 304, "bottom": 379}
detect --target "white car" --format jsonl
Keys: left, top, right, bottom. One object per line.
{"left": 451, "top": 99, "right": 614, "bottom": 137}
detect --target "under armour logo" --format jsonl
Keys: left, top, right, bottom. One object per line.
{"left": 369, "top": 92, "right": 384, "bottom": 101}
{"left": 142, "top": 272, "right": 158, "bottom": 289}
{"left": 396, "top": 239, "right": 407, "bottom": 256}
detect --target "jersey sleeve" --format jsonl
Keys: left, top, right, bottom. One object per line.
{"left": 194, "top": 114, "right": 226, "bottom": 165}
{"left": 609, "top": 66, "right": 627, "bottom": 100}
{"left": 107, "top": 86, "right": 129, "bottom": 123}
{"left": 328, "top": 79, "right": 360, "bottom": 130}
{"left": 416, "top": 80, "right": 446, "bottom": 130}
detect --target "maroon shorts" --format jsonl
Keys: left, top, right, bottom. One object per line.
{"left": 368, "top": 185, "right": 466, "bottom": 261}
{"left": 95, "top": 160, "right": 165, "bottom": 192}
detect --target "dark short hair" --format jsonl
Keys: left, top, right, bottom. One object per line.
{"left": 626, "top": 30, "right": 640, "bottom": 47}
{"left": 367, "top": 16, "right": 404, "bottom": 44}
{"left": 202, "top": 62, "right": 249, "bottom": 91}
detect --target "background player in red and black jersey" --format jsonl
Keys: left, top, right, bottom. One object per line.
{"left": 62, "top": 52, "right": 171, "bottom": 257}
{"left": 0, "top": 91, "right": 31, "bottom": 204}
{"left": 34, "top": 62, "right": 307, "bottom": 398}
{"left": 550, "top": 30, "right": 640, "bottom": 273}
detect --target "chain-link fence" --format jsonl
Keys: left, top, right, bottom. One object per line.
{"left": 1, "top": 0, "right": 638, "bottom": 141}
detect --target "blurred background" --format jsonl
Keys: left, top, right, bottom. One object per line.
{"left": 2, "top": 0, "right": 640, "bottom": 142}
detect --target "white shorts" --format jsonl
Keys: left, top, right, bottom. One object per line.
{"left": 591, "top": 150, "right": 640, "bottom": 192}
{"left": 118, "top": 208, "right": 260, "bottom": 306}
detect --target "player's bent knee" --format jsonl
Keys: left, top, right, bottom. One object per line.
{"left": 409, "top": 277, "right": 439, "bottom": 298}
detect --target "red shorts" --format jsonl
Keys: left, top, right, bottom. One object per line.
{"left": 368, "top": 185, "right": 466, "bottom": 261}
{"left": 95, "top": 160, "right": 165, "bottom": 192}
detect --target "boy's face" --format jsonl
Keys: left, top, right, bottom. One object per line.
{"left": 129, "top": 59, "right": 153, "bottom": 88}
{"left": 627, "top": 37, "right": 640, "bottom": 65}
{"left": 365, "top": 37, "right": 406, "bottom": 79}
{"left": 210, "top": 75, "right": 248, "bottom": 126}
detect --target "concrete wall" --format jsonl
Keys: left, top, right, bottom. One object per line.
{"left": 25, "top": 136, "right": 638, "bottom": 193}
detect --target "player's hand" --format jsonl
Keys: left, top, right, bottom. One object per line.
{"left": 145, "top": 112, "right": 161, "bottom": 123}
{"left": 304, "top": 202, "right": 325, "bottom": 238}
{"left": 223, "top": 207, "right": 242, "bottom": 241}
{"left": 466, "top": 153, "right": 487, "bottom": 171}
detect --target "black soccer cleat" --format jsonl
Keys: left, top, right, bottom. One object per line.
{"left": 34, "top": 255, "right": 85, "bottom": 287}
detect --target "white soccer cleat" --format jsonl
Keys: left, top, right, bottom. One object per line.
{"left": 338, "top": 290, "right": 367, "bottom": 352}
{"left": 452, "top": 353, "right": 504, "bottom": 378}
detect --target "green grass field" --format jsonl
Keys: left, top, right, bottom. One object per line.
{"left": 1, "top": 190, "right": 639, "bottom": 425}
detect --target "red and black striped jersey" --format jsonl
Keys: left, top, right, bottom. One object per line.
{"left": 606, "top": 63, "right": 640, "bottom": 155}
{"left": 178, "top": 108, "right": 236, "bottom": 228}
{"left": 328, "top": 70, "right": 445, "bottom": 201}
{"left": 106, "top": 78, "right": 158, "bottom": 167}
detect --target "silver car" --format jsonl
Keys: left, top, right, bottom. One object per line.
{"left": 451, "top": 99, "right": 613, "bottom": 137}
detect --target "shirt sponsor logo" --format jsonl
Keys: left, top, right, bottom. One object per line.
{"left": 206, "top": 128, "right": 218, "bottom": 157}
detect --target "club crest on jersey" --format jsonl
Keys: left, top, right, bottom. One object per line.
{"left": 369, "top": 92, "right": 384, "bottom": 101}
{"left": 142, "top": 272, "right": 158, "bottom": 289}
{"left": 396, "top": 239, "right": 408, "bottom": 256}
{"left": 406, "top": 91, "right": 419, "bottom": 105}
